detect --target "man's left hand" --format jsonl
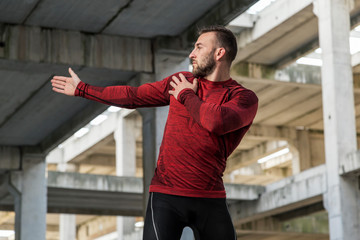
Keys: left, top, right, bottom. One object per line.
{"left": 169, "top": 73, "right": 198, "bottom": 100}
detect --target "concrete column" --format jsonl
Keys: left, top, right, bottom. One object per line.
{"left": 154, "top": 52, "right": 190, "bottom": 156}
{"left": 316, "top": 0, "right": 360, "bottom": 239}
{"left": 114, "top": 110, "right": 137, "bottom": 177}
{"left": 57, "top": 162, "right": 77, "bottom": 240}
{"left": 296, "top": 130, "right": 312, "bottom": 171}
{"left": 9, "top": 153, "right": 47, "bottom": 240}
{"left": 114, "top": 110, "right": 139, "bottom": 239}
{"left": 137, "top": 51, "right": 189, "bottom": 213}
{"left": 154, "top": 51, "right": 193, "bottom": 239}
{"left": 138, "top": 107, "right": 156, "bottom": 214}
{"left": 60, "top": 214, "right": 76, "bottom": 240}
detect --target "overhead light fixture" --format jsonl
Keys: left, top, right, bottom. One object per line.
{"left": 0, "top": 230, "right": 15, "bottom": 238}
{"left": 94, "top": 232, "right": 117, "bottom": 240}
{"left": 135, "top": 221, "right": 144, "bottom": 228}
{"left": 257, "top": 148, "right": 290, "bottom": 164}
{"left": 108, "top": 106, "right": 121, "bottom": 113}
{"left": 314, "top": 48, "right": 322, "bottom": 54}
{"left": 90, "top": 114, "right": 108, "bottom": 126}
{"left": 246, "top": 0, "right": 277, "bottom": 14}
{"left": 296, "top": 57, "right": 322, "bottom": 66}
{"left": 74, "top": 127, "right": 89, "bottom": 138}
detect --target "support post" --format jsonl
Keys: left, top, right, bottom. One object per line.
{"left": 316, "top": 0, "right": 360, "bottom": 239}
{"left": 9, "top": 152, "right": 47, "bottom": 240}
{"left": 114, "top": 110, "right": 139, "bottom": 238}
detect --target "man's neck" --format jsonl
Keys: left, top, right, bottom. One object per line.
{"left": 204, "top": 65, "right": 231, "bottom": 82}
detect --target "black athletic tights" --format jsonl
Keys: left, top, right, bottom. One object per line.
{"left": 143, "top": 192, "right": 237, "bottom": 240}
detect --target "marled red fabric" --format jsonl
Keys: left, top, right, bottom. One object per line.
{"left": 75, "top": 71, "right": 258, "bottom": 198}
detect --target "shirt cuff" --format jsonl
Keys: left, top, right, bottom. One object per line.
{"left": 74, "top": 81, "right": 86, "bottom": 97}
{"left": 178, "top": 89, "right": 195, "bottom": 104}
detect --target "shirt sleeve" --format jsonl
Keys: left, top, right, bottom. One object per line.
{"left": 74, "top": 76, "right": 172, "bottom": 109}
{"left": 178, "top": 88, "right": 258, "bottom": 135}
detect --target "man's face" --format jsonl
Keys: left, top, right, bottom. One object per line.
{"left": 189, "top": 32, "right": 217, "bottom": 78}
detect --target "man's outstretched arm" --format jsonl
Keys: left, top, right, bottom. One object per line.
{"left": 51, "top": 68, "right": 81, "bottom": 96}
{"left": 51, "top": 68, "right": 171, "bottom": 109}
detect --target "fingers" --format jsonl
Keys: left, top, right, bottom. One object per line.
{"left": 169, "top": 81, "right": 177, "bottom": 89}
{"left": 51, "top": 82, "right": 65, "bottom": 90}
{"left": 172, "top": 75, "right": 181, "bottom": 84}
{"left": 68, "top": 67, "right": 78, "bottom": 78}
{"left": 52, "top": 86, "right": 64, "bottom": 94}
{"left": 178, "top": 73, "right": 187, "bottom": 82}
{"left": 52, "top": 76, "right": 68, "bottom": 81}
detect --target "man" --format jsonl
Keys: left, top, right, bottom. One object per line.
{"left": 51, "top": 25, "right": 258, "bottom": 240}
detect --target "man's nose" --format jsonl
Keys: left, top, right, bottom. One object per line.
{"left": 189, "top": 49, "right": 196, "bottom": 59}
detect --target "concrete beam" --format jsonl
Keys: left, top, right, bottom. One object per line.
{"left": 44, "top": 73, "right": 153, "bottom": 156}
{"left": 231, "top": 72, "right": 322, "bottom": 90}
{"left": 229, "top": 165, "right": 326, "bottom": 225}
{"left": 226, "top": 141, "right": 288, "bottom": 173}
{"left": 0, "top": 146, "right": 21, "bottom": 170}
{"left": 40, "top": 101, "right": 108, "bottom": 154}
{"left": 47, "top": 171, "right": 143, "bottom": 216}
{"left": 245, "top": 124, "right": 297, "bottom": 141}
{"left": 340, "top": 150, "right": 360, "bottom": 176}
{"left": 233, "top": 0, "right": 360, "bottom": 67}
{"left": 47, "top": 171, "right": 143, "bottom": 193}
{"left": 46, "top": 109, "right": 130, "bottom": 164}
{"left": 154, "top": 0, "right": 259, "bottom": 52}
{"left": 1, "top": 24, "right": 152, "bottom": 72}
{"left": 46, "top": 171, "right": 264, "bottom": 216}
{"left": 234, "top": 0, "right": 315, "bottom": 63}
{"left": 236, "top": 230, "right": 329, "bottom": 240}
{"left": 77, "top": 154, "right": 115, "bottom": 167}
{"left": 225, "top": 184, "right": 265, "bottom": 201}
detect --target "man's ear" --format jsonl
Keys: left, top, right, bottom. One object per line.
{"left": 215, "top": 47, "right": 226, "bottom": 61}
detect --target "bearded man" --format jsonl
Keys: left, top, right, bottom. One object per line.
{"left": 51, "top": 25, "right": 258, "bottom": 240}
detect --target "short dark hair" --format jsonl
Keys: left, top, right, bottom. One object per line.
{"left": 198, "top": 25, "right": 238, "bottom": 63}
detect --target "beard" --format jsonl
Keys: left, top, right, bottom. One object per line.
{"left": 191, "top": 49, "right": 216, "bottom": 78}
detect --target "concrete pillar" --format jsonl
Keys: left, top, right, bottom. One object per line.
{"left": 114, "top": 110, "right": 138, "bottom": 177}
{"left": 138, "top": 107, "right": 156, "bottom": 214}
{"left": 57, "top": 162, "right": 77, "bottom": 240}
{"left": 9, "top": 153, "right": 47, "bottom": 240}
{"left": 114, "top": 110, "right": 139, "bottom": 239}
{"left": 296, "top": 130, "right": 312, "bottom": 171}
{"left": 154, "top": 52, "right": 190, "bottom": 157}
{"left": 154, "top": 51, "right": 194, "bottom": 240}
{"left": 60, "top": 214, "right": 76, "bottom": 240}
{"left": 138, "top": 51, "right": 190, "bottom": 210}
{"left": 316, "top": 0, "right": 360, "bottom": 239}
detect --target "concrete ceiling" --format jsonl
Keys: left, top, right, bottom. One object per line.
{"left": 0, "top": 0, "right": 259, "bottom": 152}
{"left": 0, "top": 0, "right": 222, "bottom": 37}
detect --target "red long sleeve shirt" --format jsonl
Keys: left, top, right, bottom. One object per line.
{"left": 75, "top": 71, "right": 258, "bottom": 198}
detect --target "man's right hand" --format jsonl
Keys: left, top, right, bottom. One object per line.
{"left": 51, "top": 68, "right": 81, "bottom": 96}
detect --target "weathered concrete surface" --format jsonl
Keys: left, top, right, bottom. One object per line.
{"left": 1, "top": 25, "right": 153, "bottom": 72}
{"left": 0, "top": 146, "right": 21, "bottom": 170}
{"left": 229, "top": 165, "right": 326, "bottom": 225}
{"left": 46, "top": 171, "right": 265, "bottom": 216}
{"left": 341, "top": 151, "right": 360, "bottom": 175}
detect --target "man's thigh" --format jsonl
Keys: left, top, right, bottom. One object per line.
{"left": 143, "top": 193, "right": 185, "bottom": 240}
{"left": 194, "top": 198, "right": 237, "bottom": 240}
